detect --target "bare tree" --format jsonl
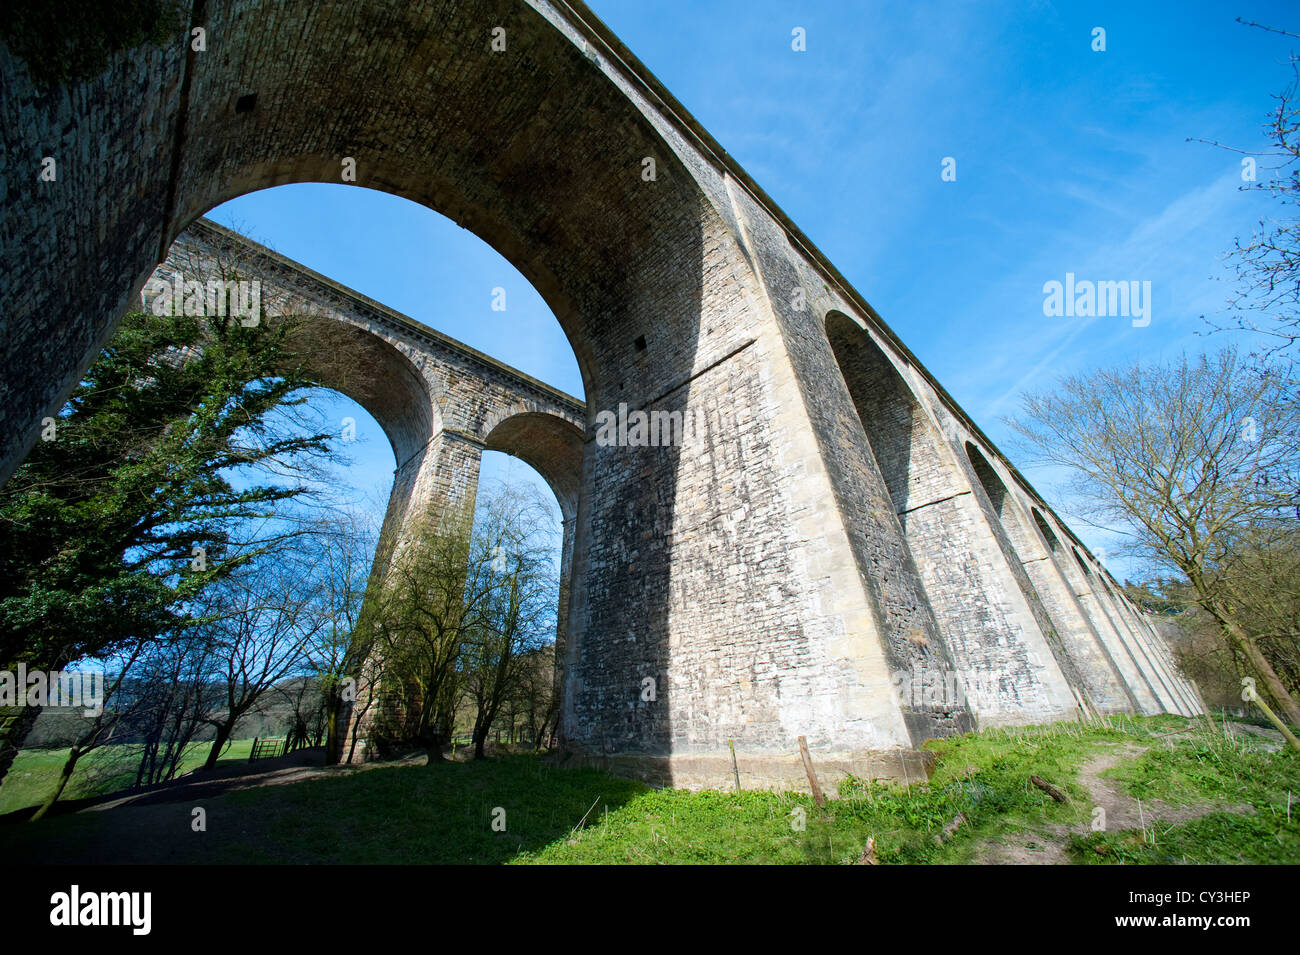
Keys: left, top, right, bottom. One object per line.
{"left": 29, "top": 640, "right": 153, "bottom": 821}
{"left": 510, "top": 643, "right": 557, "bottom": 751}
{"left": 1006, "top": 345, "right": 1300, "bottom": 733}
{"left": 463, "top": 483, "right": 559, "bottom": 759}
{"left": 195, "top": 552, "right": 327, "bottom": 769}
{"left": 1193, "top": 20, "right": 1300, "bottom": 355}
{"left": 128, "top": 632, "right": 221, "bottom": 788}
{"left": 296, "top": 508, "right": 380, "bottom": 763}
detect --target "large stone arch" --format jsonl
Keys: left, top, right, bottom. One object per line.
{"left": 1, "top": 0, "right": 725, "bottom": 482}
{"left": 482, "top": 409, "right": 585, "bottom": 734}
{"left": 154, "top": 219, "right": 594, "bottom": 738}
{"left": 149, "top": 259, "right": 442, "bottom": 472}
{"left": 280, "top": 316, "right": 441, "bottom": 468}
{"left": 6, "top": 0, "right": 750, "bottom": 786}
{"left": 481, "top": 410, "right": 583, "bottom": 523}
{"left": 480, "top": 408, "right": 584, "bottom": 599}
{"left": 146, "top": 226, "right": 451, "bottom": 554}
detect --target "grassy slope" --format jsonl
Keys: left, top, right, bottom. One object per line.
{"left": 520, "top": 715, "right": 1231, "bottom": 864}
{"left": 1, "top": 715, "right": 1295, "bottom": 864}
{"left": 0, "top": 739, "right": 254, "bottom": 816}
{"left": 1071, "top": 721, "right": 1300, "bottom": 864}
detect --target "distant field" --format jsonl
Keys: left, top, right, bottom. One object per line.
{"left": 1, "top": 715, "right": 1295, "bottom": 864}
{"left": 0, "top": 739, "right": 255, "bottom": 815}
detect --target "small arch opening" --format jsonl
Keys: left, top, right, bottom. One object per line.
{"left": 825, "top": 310, "right": 948, "bottom": 511}
{"left": 1032, "top": 508, "right": 1062, "bottom": 553}
{"left": 965, "top": 442, "right": 1009, "bottom": 516}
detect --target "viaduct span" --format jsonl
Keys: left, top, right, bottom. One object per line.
{"left": 153, "top": 219, "right": 587, "bottom": 758}
{"left": 1, "top": 0, "right": 1200, "bottom": 789}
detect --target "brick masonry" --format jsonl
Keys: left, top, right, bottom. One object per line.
{"left": 0, "top": 0, "right": 1202, "bottom": 792}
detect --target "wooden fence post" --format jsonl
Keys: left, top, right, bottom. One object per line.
{"left": 797, "top": 735, "right": 825, "bottom": 807}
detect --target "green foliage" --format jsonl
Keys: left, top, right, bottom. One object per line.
{"left": 521, "top": 715, "right": 1288, "bottom": 864}
{"left": 0, "top": 0, "right": 187, "bottom": 86}
{"left": 1073, "top": 811, "right": 1296, "bottom": 865}
{"left": 362, "top": 505, "right": 478, "bottom": 752}
{"left": 0, "top": 310, "right": 334, "bottom": 670}
{"left": 365, "top": 482, "right": 561, "bottom": 755}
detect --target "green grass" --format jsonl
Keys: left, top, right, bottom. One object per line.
{"left": 520, "top": 717, "right": 1139, "bottom": 864}
{"left": 1, "top": 715, "right": 1295, "bottom": 864}
{"left": 1068, "top": 720, "right": 1300, "bottom": 864}
{"left": 0, "top": 738, "right": 254, "bottom": 815}
{"left": 0, "top": 753, "right": 648, "bottom": 864}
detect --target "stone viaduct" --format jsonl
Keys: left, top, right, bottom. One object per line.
{"left": 1, "top": 0, "right": 1201, "bottom": 789}
{"left": 152, "top": 218, "right": 587, "bottom": 757}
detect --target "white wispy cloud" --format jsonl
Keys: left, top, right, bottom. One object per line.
{"left": 958, "top": 167, "right": 1254, "bottom": 421}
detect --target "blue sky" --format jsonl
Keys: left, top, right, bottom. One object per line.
{"left": 208, "top": 0, "right": 1298, "bottom": 577}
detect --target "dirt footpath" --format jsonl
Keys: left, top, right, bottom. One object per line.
{"left": 975, "top": 739, "right": 1259, "bottom": 864}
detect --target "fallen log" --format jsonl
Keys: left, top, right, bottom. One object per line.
{"left": 1030, "top": 775, "right": 1069, "bottom": 803}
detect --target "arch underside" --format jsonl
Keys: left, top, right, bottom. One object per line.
{"left": 484, "top": 412, "right": 583, "bottom": 523}
{"left": 1, "top": 0, "right": 718, "bottom": 484}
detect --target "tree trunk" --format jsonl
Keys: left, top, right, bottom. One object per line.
{"left": 345, "top": 708, "right": 363, "bottom": 764}
{"left": 415, "top": 712, "right": 445, "bottom": 762}
{"left": 422, "top": 732, "right": 446, "bottom": 761}
{"left": 547, "top": 710, "right": 563, "bottom": 750}
{"left": 204, "top": 722, "right": 233, "bottom": 770}
{"left": 471, "top": 708, "right": 488, "bottom": 760}
{"left": 325, "top": 704, "right": 340, "bottom": 765}
{"left": 1224, "top": 618, "right": 1300, "bottom": 729}
{"left": 30, "top": 745, "right": 81, "bottom": 822}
